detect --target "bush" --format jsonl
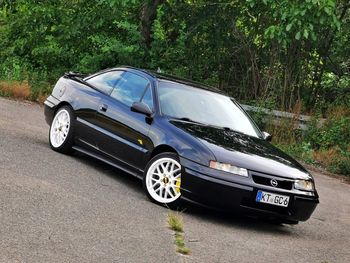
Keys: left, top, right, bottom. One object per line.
{"left": 306, "top": 109, "right": 350, "bottom": 151}
{"left": 313, "top": 147, "right": 350, "bottom": 175}
{"left": 274, "top": 107, "right": 350, "bottom": 176}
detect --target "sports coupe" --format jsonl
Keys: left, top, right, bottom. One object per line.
{"left": 44, "top": 66, "right": 319, "bottom": 224}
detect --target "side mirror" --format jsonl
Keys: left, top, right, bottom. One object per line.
{"left": 131, "top": 102, "right": 153, "bottom": 117}
{"left": 262, "top": 131, "right": 272, "bottom": 141}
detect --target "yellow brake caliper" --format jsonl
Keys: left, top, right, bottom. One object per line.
{"left": 175, "top": 178, "right": 181, "bottom": 193}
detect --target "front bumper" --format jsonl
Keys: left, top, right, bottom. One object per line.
{"left": 180, "top": 157, "right": 319, "bottom": 222}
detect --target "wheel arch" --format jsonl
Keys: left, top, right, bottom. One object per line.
{"left": 45, "top": 101, "right": 74, "bottom": 126}
{"left": 149, "top": 144, "right": 178, "bottom": 161}
{"left": 54, "top": 101, "right": 73, "bottom": 114}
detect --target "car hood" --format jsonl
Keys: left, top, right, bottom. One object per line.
{"left": 170, "top": 121, "right": 311, "bottom": 180}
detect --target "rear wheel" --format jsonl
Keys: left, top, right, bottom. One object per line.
{"left": 143, "top": 153, "right": 182, "bottom": 207}
{"left": 49, "top": 106, "right": 74, "bottom": 154}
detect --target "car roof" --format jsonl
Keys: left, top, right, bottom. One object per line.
{"left": 117, "top": 66, "right": 225, "bottom": 95}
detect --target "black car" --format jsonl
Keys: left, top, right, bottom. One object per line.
{"left": 44, "top": 66, "right": 319, "bottom": 224}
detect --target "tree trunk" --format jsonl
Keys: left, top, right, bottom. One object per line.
{"left": 140, "top": 0, "right": 165, "bottom": 48}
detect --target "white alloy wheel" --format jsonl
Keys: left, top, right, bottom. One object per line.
{"left": 50, "top": 109, "right": 71, "bottom": 148}
{"left": 145, "top": 157, "right": 182, "bottom": 204}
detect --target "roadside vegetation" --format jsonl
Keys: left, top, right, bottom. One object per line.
{"left": 167, "top": 211, "right": 191, "bottom": 255}
{"left": 0, "top": 1, "right": 349, "bottom": 175}
{"left": 250, "top": 106, "right": 350, "bottom": 176}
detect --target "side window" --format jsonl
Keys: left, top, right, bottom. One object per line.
{"left": 86, "top": 71, "right": 123, "bottom": 94}
{"left": 110, "top": 72, "right": 149, "bottom": 107}
{"left": 141, "top": 87, "right": 154, "bottom": 110}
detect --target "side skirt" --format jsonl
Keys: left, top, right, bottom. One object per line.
{"left": 72, "top": 145, "right": 143, "bottom": 180}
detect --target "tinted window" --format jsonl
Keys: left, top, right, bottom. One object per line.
{"left": 86, "top": 71, "right": 123, "bottom": 94}
{"left": 158, "top": 80, "right": 261, "bottom": 138}
{"left": 141, "top": 87, "right": 154, "bottom": 110}
{"left": 110, "top": 72, "right": 149, "bottom": 107}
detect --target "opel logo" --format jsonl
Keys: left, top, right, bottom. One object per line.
{"left": 270, "top": 179, "right": 278, "bottom": 187}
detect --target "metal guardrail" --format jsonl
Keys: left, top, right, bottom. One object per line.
{"left": 241, "top": 104, "right": 326, "bottom": 130}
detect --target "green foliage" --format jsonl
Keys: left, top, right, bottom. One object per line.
{"left": 1, "top": 0, "right": 349, "bottom": 109}
{"left": 276, "top": 142, "right": 315, "bottom": 165}
{"left": 306, "top": 116, "right": 350, "bottom": 150}
{"left": 0, "top": 0, "right": 349, "bottom": 174}
{"left": 0, "top": 0, "right": 143, "bottom": 81}
{"left": 248, "top": 0, "right": 340, "bottom": 46}
{"left": 330, "top": 154, "right": 350, "bottom": 175}
{"left": 275, "top": 108, "right": 350, "bottom": 176}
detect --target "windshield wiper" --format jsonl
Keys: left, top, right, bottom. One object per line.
{"left": 171, "top": 117, "right": 208, "bottom": 126}
{"left": 223, "top": 127, "right": 233, "bottom": 131}
{"left": 171, "top": 117, "right": 243, "bottom": 134}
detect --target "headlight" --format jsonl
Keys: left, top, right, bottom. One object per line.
{"left": 294, "top": 180, "right": 314, "bottom": 191}
{"left": 209, "top": 161, "right": 248, "bottom": 177}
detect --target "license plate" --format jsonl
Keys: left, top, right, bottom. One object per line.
{"left": 256, "top": 190, "right": 290, "bottom": 207}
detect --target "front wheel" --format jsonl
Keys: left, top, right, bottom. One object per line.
{"left": 272, "top": 218, "right": 299, "bottom": 225}
{"left": 143, "top": 153, "right": 182, "bottom": 207}
{"left": 49, "top": 106, "right": 75, "bottom": 154}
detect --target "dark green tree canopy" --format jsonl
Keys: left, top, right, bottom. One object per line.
{"left": 0, "top": 0, "right": 349, "bottom": 111}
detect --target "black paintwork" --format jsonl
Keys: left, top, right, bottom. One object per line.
{"left": 170, "top": 121, "right": 311, "bottom": 180}
{"left": 44, "top": 66, "right": 319, "bottom": 222}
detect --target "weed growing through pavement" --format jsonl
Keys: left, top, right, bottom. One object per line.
{"left": 167, "top": 211, "right": 190, "bottom": 255}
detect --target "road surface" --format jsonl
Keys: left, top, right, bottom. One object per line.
{"left": 0, "top": 97, "right": 349, "bottom": 263}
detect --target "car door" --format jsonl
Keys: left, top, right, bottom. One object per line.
{"left": 93, "top": 71, "right": 154, "bottom": 172}
{"left": 74, "top": 70, "right": 124, "bottom": 149}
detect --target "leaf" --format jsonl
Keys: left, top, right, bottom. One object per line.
{"left": 311, "top": 31, "right": 317, "bottom": 41}
{"left": 324, "top": 7, "right": 331, "bottom": 15}
{"left": 295, "top": 31, "right": 301, "bottom": 40}
{"left": 282, "top": 12, "right": 287, "bottom": 20}
{"left": 303, "top": 29, "right": 309, "bottom": 39}
{"left": 286, "top": 23, "right": 292, "bottom": 32}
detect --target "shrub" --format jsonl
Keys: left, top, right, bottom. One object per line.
{"left": 313, "top": 147, "right": 350, "bottom": 176}
{"left": 306, "top": 110, "right": 350, "bottom": 151}
{"left": 0, "top": 80, "right": 30, "bottom": 100}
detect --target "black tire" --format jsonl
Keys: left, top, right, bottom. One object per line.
{"left": 49, "top": 105, "right": 75, "bottom": 154}
{"left": 143, "top": 152, "right": 182, "bottom": 208}
{"left": 281, "top": 219, "right": 299, "bottom": 225}
{"left": 272, "top": 218, "right": 299, "bottom": 225}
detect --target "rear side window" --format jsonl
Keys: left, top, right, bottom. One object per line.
{"left": 110, "top": 72, "right": 150, "bottom": 107}
{"left": 86, "top": 71, "right": 123, "bottom": 94}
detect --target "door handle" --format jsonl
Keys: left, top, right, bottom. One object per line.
{"left": 99, "top": 104, "right": 108, "bottom": 112}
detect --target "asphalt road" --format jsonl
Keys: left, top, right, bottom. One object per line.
{"left": 0, "top": 97, "right": 349, "bottom": 263}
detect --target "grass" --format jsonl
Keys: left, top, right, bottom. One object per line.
{"left": 275, "top": 142, "right": 350, "bottom": 176}
{"left": 0, "top": 80, "right": 30, "bottom": 100}
{"left": 259, "top": 104, "right": 350, "bottom": 177}
{"left": 167, "top": 211, "right": 184, "bottom": 232}
{"left": 167, "top": 211, "right": 191, "bottom": 255}
{"left": 175, "top": 232, "right": 191, "bottom": 255}
{"left": 0, "top": 79, "right": 51, "bottom": 103}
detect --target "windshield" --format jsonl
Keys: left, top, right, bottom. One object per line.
{"left": 158, "top": 80, "right": 262, "bottom": 138}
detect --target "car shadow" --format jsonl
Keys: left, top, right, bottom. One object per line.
{"left": 71, "top": 151, "right": 297, "bottom": 235}
{"left": 72, "top": 151, "right": 142, "bottom": 191}
{"left": 179, "top": 202, "right": 297, "bottom": 235}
